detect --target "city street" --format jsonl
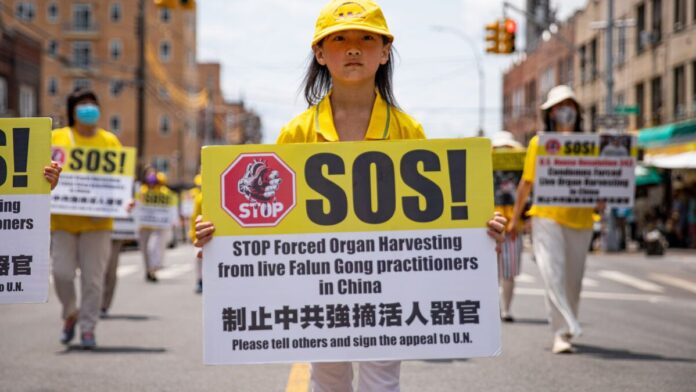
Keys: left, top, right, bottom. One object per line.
{"left": 1, "top": 244, "right": 694, "bottom": 391}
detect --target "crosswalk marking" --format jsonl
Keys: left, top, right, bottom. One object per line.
{"left": 515, "top": 287, "right": 667, "bottom": 302}
{"left": 650, "top": 273, "right": 696, "bottom": 295}
{"left": 582, "top": 277, "right": 599, "bottom": 287}
{"left": 516, "top": 273, "right": 536, "bottom": 283}
{"left": 117, "top": 265, "right": 139, "bottom": 278}
{"left": 597, "top": 270, "right": 665, "bottom": 293}
{"left": 156, "top": 263, "right": 194, "bottom": 279}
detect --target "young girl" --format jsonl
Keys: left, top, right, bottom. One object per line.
{"left": 196, "top": 0, "right": 506, "bottom": 390}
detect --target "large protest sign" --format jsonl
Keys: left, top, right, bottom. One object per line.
{"left": 0, "top": 118, "right": 51, "bottom": 304}
{"left": 136, "top": 188, "right": 178, "bottom": 229}
{"left": 492, "top": 150, "right": 525, "bottom": 206}
{"left": 534, "top": 133, "right": 636, "bottom": 207}
{"left": 202, "top": 138, "right": 500, "bottom": 365}
{"left": 50, "top": 145, "right": 135, "bottom": 217}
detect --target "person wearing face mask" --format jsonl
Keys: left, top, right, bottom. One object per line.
{"left": 138, "top": 167, "right": 173, "bottom": 282}
{"left": 508, "top": 85, "right": 603, "bottom": 354}
{"left": 51, "top": 88, "right": 123, "bottom": 349}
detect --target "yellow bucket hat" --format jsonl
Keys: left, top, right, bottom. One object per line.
{"left": 312, "top": 0, "right": 393, "bottom": 47}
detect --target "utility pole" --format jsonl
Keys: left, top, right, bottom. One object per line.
{"left": 605, "top": 0, "right": 614, "bottom": 116}
{"left": 136, "top": 0, "right": 146, "bottom": 176}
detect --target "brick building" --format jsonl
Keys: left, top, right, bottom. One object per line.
{"left": 0, "top": 15, "right": 42, "bottom": 118}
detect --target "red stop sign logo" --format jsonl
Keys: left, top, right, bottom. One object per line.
{"left": 544, "top": 138, "right": 561, "bottom": 155}
{"left": 221, "top": 153, "right": 296, "bottom": 227}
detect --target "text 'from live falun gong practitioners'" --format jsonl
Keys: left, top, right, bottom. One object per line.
{"left": 0, "top": 118, "right": 52, "bottom": 304}
{"left": 201, "top": 138, "right": 502, "bottom": 365}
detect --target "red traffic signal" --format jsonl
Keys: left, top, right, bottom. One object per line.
{"left": 504, "top": 18, "right": 517, "bottom": 34}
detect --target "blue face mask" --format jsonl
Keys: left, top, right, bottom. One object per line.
{"left": 75, "top": 104, "right": 100, "bottom": 125}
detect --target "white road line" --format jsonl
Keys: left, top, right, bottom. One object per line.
{"left": 117, "top": 265, "right": 139, "bottom": 278}
{"left": 597, "top": 270, "right": 665, "bottom": 293}
{"left": 156, "top": 263, "right": 194, "bottom": 280}
{"left": 582, "top": 277, "right": 599, "bottom": 287}
{"left": 516, "top": 273, "right": 536, "bottom": 283}
{"left": 649, "top": 273, "right": 696, "bottom": 295}
{"left": 515, "top": 287, "right": 666, "bottom": 303}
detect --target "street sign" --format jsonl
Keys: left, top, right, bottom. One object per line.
{"left": 595, "top": 114, "right": 628, "bottom": 130}
{"left": 615, "top": 105, "right": 640, "bottom": 115}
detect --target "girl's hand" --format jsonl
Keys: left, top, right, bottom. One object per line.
{"left": 43, "top": 161, "right": 62, "bottom": 190}
{"left": 194, "top": 215, "right": 215, "bottom": 249}
{"left": 487, "top": 212, "right": 507, "bottom": 253}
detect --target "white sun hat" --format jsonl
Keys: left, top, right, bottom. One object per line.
{"left": 491, "top": 131, "right": 523, "bottom": 149}
{"left": 540, "top": 85, "right": 578, "bottom": 110}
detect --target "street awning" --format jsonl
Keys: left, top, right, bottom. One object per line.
{"left": 638, "top": 119, "right": 696, "bottom": 148}
{"left": 643, "top": 151, "right": 696, "bottom": 169}
{"left": 635, "top": 165, "right": 663, "bottom": 186}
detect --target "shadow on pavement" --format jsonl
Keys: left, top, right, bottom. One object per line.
{"left": 506, "top": 318, "right": 548, "bottom": 325}
{"left": 100, "top": 314, "right": 155, "bottom": 321}
{"left": 574, "top": 344, "right": 696, "bottom": 363}
{"left": 58, "top": 346, "right": 167, "bottom": 354}
{"left": 421, "top": 359, "right": 468, "bottom": 364}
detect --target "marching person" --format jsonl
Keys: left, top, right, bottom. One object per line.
{"left": 138, "top": 168, "right": 172, "bottom": 282}
{"left": 51, "top": 87, "right": 122, "bottom": 349}
{"left": 491, "top": 131, "right": 525, "bottom": 322}
{"left": 508, "top": 85, "right": 604, "bottom": 354}
{"left": 195, "top": 1, "right": 507, "bottom": 390}
{"left": 189, "top": 174, "right": 203, "bottom": 293}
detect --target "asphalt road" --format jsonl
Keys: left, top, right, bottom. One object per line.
{"left": 1, "top": 244, "right": 694, "bottom": 391}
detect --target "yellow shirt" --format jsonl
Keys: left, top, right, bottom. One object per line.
{"left": 277, "top": 91, "right": 425, "bottom": 143}
{"left": 51, "top": 127, "right": 122, "bottom": 233}
{"left": 522, "top": 135, "right": 594, "bottom": 230}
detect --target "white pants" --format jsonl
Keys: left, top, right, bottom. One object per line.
{"left": 51, "top": 230, "right": 111, "bottom": 333}
{"left": 311, "top": 361, "right": 400, "bottom": 392}
{"left": 532, "top": 217, "right": 592, "bottom": 338}
{"left": 139, "top": 228, "right": 166, "bottom": 271}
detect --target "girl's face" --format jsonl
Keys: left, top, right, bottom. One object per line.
{"left": 313, "top": 30, "right": 390, "bottom": 85}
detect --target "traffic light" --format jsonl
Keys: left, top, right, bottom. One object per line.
{"left": 179, "top": 0, "right": 195, "bottom": 9}
{"left": 154, "top": 0, "right": 195, "bottom": 9}
{"left": 485, "top": 21, "right": 501, "bottom": 54}
{"left": 500, "top": 18, "right": 517, "bottom": 54}
{"left": 154, "top": 0, "right": 177, "bottom": 7}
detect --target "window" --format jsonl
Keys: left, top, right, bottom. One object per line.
{"left": 48, "top": 40, "right": 58, "bottom": 56}
{"left": 72, "top": 41, "right": 92, "bottom": 68}
{"left": 0, "top": 77, "right": 7, "bottom": 114}
{"left": 109, "top": 39, "right": 122, "bottom": 61}
{"left": 579, "top": 45, "right": 587, "bottom": 83}
{"left": 110, "top": 2, "right": 121, "bottom": 22}
{"left": 675, "top": 0, "right": 686, "bottom": 31}
{"left": 651, "top": 0, "right": 662, "bottom": 43}
{"left": 673, "top": 65, "right": 686, "bottom": 119}
{"left": 159, "top": 41, "right": 172, "bottom": 62}
{"left": 160, "top": 8, "right": 172, "bottom": 23}
{"left": 616, "top": 92, "right": 625, "bottom": 108}
{"left": 637, "top": 3, "right": 646, "bottom": 53}
{"left": 48, "top": 78, "right": 58, "bottom": 96}
{"left": 15, "top": 2, "right": 35, "bottom": 21}
{"left": 47, "top": 2, "right": 58, "bottom": 22}
{"left": 636, "top": 82, "right": 645, "bottom": 128}
{"left": 74, "top": 78, "right": 91, "bottom": 91}
{"left": 617, "top": 25, "right": 626, "bottom": 66}
{"left": 651, "top": 76, "right": 662, "bottom": 125}
{"left": 511, "top": 88, "right": 524, "bottom": 118}
{"left": 590, "top": 38, "right": 598, "bottom": 80}
{"left": 19, "top": 85, "right": 36, "bottom": 117}
{"left": 72, "top": 4, "right": 93, "bottom": 30}
{"left": 159, "top": 86, "right": 170, "bottom": 101}
{"left": 151, "top": 157, "right": 169, "bottom": 174}
{"left": 109, "top": 115, "right": 121, "bottom": 134}
{"left": 160, "top": 115, "right": 171, "bottom": 135}
{"left": 109, "top": 80, "right": 123, "bottom": 97}
{"left": 525, "top": 80, "right": 537, "bottom": 115}
{"left": 539, "top": 67, "right": 555, "bottom": 101}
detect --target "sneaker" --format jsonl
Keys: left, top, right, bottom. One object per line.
{"left": 195, "top": 279, "right": 203, "bottom": 294}
{"left": 501, "top": 312, "right": 515, "bottom": 323}
{"left": 81, "top": 331, "right": 96, "bottom": 349}
{"left": 99, "top": 308, "right": 108, "bottom": 319}
{"left": 60, "top": 313, "right": 78, "bottom": 345}
{"left": 552, "top": 334, "right": 574, "bottom": 354}
{"left": 146, "top": 271, "right": 158, "bottom": 283}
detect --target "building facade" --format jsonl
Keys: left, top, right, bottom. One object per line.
{"left": 0, "top": 17, "right": 42, "bottom": 118}
{"left": 5, "top": 0, "right": 204, "bottom": 183}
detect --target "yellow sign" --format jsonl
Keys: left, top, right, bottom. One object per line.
{"left": 52, "top": 145, "right": 136, "bottom": 176}
{"left": 139, "top": 189, "right": 178, "bottom": 207}
{"left": 202, "top": 138, "right": 493, "bottom": 236}
{"left": 0, "top": 118, "right": 51, "bottom": 195}
{"left": 492, "top": 150, "right": 525, "bottom": 171}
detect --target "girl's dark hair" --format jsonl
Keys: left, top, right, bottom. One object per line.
{"left": 67, "top": 87, "right": 99, "bottom": 126}
{"left": 302, "top": 36, "right": 398, "bottom": 107}
{"left": 542, "top": 101, "right": 584, "bottom": 133}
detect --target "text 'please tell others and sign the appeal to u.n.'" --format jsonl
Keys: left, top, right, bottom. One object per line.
{"left": 201, "top": 138, "right": 501, "bottom": 365}
{"left": 0, "top": 118, "right": 51, "bottom": 304}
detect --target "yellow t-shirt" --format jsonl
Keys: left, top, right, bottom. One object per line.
{"left": 51, "top": 127, "right": 122, "bottom": 233}
{"left": 277, "top": 90, "right": 425, "bottom": 143}
{"left": 522, "top": 135, "right": 593, "bottom": 230}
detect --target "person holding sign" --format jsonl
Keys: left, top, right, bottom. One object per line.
{"left": 51, "top": 88, "right": 123, "bottom": 349}
{"left": 138, "top": 168, "right": 174, "bottom": 282}
{"left": 196, "top": 0, "right": 507, "bottom": 390}
{"left": 508, "top": 85, "right": 602, "bottom": 354}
